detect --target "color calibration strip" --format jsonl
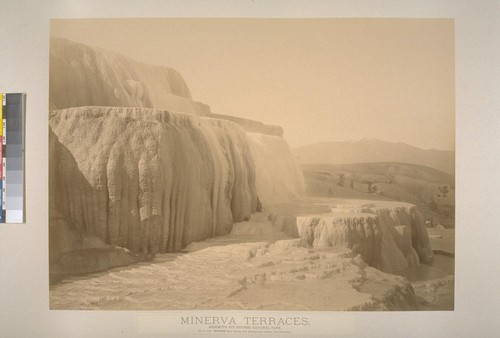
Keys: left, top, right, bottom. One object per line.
{"left": 0, "top": 93, "right": 25, "bottom": 223}
{"left": 0, "top": 93, "right": 4, "bottom": 223}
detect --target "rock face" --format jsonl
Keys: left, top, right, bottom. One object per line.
{"left": 49, "top": 38, "right": 307, "bottom": 262}
{"left": 247, "top": 133, "right": 306, "bottom": 206}
{"left": 211, "top": 113, "right": 284, "bottom": 137}
{"left": 270, "top": 201, "right": 433, "bottom": 273}
{"left": 50, "top": 106, "right": 259, "bottom": 256}
{"left": 50, "top": 37, "right": 209, "bottom": 115}
{"left": 50, "top": 104, "right": 308, "bottom": 259}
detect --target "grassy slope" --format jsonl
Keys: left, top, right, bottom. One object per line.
{"left": 301, "top": 162, "right": 455, "bottom": 227}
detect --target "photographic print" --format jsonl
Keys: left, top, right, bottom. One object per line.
{"left": 49, "top": 18, "right": 454, "bottom": 311}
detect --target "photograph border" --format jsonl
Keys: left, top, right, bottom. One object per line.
{"left": 1, "top": 1, "right": 499, "bottom": 337}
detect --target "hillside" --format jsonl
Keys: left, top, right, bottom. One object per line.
{"left": 301, "top": 162, "right": 455, "bottom": 227}
{"left": 293, "top": 139, "right": 455, "bottom": 175}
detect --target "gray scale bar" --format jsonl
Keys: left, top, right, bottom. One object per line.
{"left": 4, "top": 93, "right": 25, "bottom": 223}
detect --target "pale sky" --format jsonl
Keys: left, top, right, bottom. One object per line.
{"left": 51, "top": 18, "right": 454, "bottom": 150}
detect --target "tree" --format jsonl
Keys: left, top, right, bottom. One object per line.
{"left": 337, "top": 174, "right": 345, "bottom": 187}
{"left": 366, "top": 181, "right": 378, "bottom": 194}
{"left": 350, "top": 179, "right": 354, "bottom": 189}
{"left": 438, "top": 185, "right": 449, "bottom": 197}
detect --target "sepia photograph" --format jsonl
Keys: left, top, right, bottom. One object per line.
{"left": 48, "top": 18, "right": 455, "bottom": 311}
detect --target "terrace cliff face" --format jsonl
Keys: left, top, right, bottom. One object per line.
{"left": 50, "top": 106, "right": 260, "bottom": 255}
{"left": 50, "top": 38, "right": 210, "bottom": 116}
{"left": 270, "top": 201, "right": 433, "bottom": 274}
{"left": 247, "top": 133, "right": 306, "bottom": 206}
{"left": 49, "top": 38, "right": 307, "bottom": 263}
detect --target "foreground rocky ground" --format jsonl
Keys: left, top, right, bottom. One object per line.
{"left": 50, "top": 224, "right": 417, "bottom": 310}
{"left": 50, "top": 208, "right": 454, "bottom": 311}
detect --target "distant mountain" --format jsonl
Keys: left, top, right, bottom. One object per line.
{"left": 292, "top": 139, "right": 454, "bottom": 175}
